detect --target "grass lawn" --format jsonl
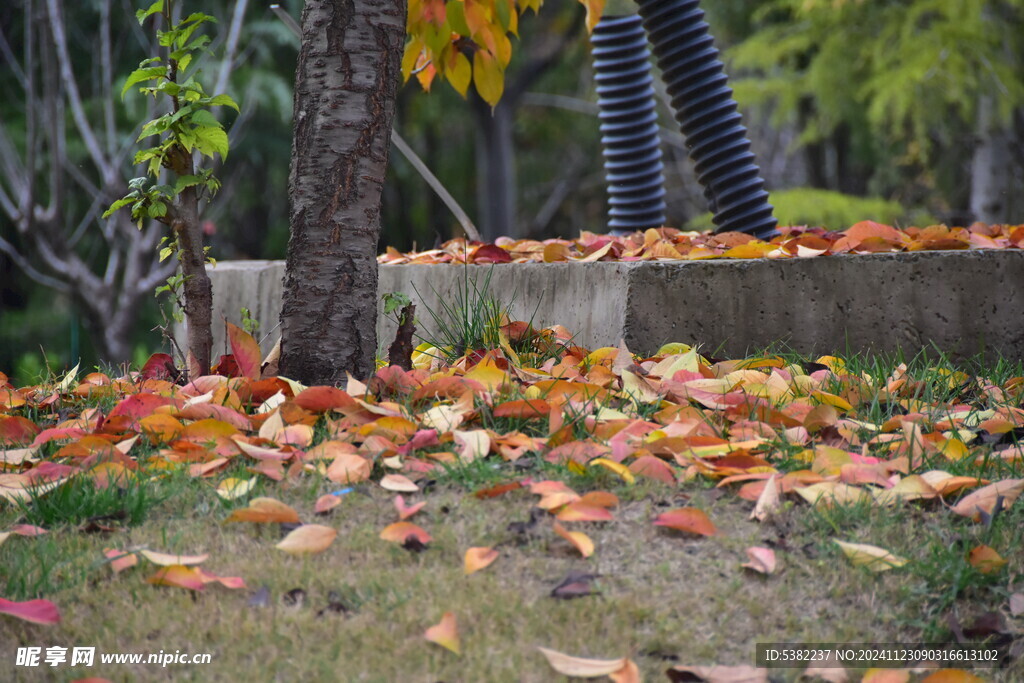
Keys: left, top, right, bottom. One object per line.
{"left": 1, "top": 320, "right": 1022, "bottom": 682}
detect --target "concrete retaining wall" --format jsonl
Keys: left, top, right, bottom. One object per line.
{"left": 181, "top": 251, "right": 1024, "bottom": 362}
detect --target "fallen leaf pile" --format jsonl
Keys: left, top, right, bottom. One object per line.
{"left": 1, "top": 319, "right": 1022, "bottom": 679}
{"left": 378, "top": 222, "right": 1024, "bottom": 265}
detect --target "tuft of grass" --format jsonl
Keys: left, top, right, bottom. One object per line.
{"left": 14, "top": 473, "right": 167, "bottom": 529}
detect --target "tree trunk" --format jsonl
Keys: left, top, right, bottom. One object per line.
{"left": 280, "top": 0, "right": 406, "bottom": 385}
{"left": 970, "top": 95, "right": 1015, "bottom": 225}
{"left": 174, "top": 184, "right": 213, "bottom": 376}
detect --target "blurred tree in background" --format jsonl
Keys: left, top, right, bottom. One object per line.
{"left": 2, "top": 0, "right": 1022, "bottom": 383}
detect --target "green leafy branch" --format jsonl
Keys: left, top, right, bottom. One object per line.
{"left": 103, "top": 0, "right": 238, "bottom": 229}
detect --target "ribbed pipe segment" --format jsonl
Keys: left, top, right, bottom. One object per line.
{"left": 591, "top": 14, "right": 667, "bottom": 233}
{"left": 635, "top": 0, "right": 778, "bottom": 239}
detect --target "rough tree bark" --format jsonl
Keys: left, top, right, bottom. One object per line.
{"left": 280, "top": 0, "right": 407, "bottom": 385}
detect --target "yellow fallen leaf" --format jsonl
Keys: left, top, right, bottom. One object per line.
{"left": 424, "top": 611, "right": 459, "bottom": 655}
{"left": 215, "top": 477, "right": 256, "bottom": 500}
{"left": 833, "top": 540, "right": 907, "bottom": 572}
{"left": 589, "top": 457, "right": 635, "bottom": 484}
{"left": 275, "top": 524, "right": 337, "bottom": 555}
{"left": 553, "top": 521, "right": 594, "bottom": 558}
{"left": 464, "top": 547, "right": 499, "bottom": 575}
{"left": 139, "top": 550, "right": 209, "bottom": 566}
{"left": 537, "top": 646, "right": 626, "bottom": 677}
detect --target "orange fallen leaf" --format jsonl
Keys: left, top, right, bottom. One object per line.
{"left": 537, "top": 646, "right": 626, "bottom": 677}
{"left": 380, "top": 521, "right": 432, "bottom": 546}
{"left": 555, "top": 502, "right": 614, "bottom": 522}
{"left": 949, "top": 478, "right": 1024, "bottom": 521}
{"left": 325, "top": 453, "right": 372, "bottom": 484}
{"left": 653, "top": 507, "right": 717, "bottom": 536}
{"left": 609, "top": 658, "right": 642, "bottom": 683}
{"left": 464, "top": 546, "right": 499, "bottom": 575}
{"left": 275, "top": 524, "right": 337, "bottom": 554}
{"left": 146, "top": 564, "right": 207, "bottom": 591}
{"left": 103, "top": 548, "right": 139, "bottom": 573}
{"left": 224, "top": 497, "right": 300, "bottom": 524}
{"left": 553, "top": 521, "right": 594, "bottom": 557}
{"left": 314, "top": 494, "right": 343, "bottom": 514}
{"left": 424, "top": 611, "right": 459, "bottom": 654}
{"left": 920, "top": 670, "right": 986, "bottom": 683}
{"left": 968, "top": 545, "right": 1007, "bottom": 574}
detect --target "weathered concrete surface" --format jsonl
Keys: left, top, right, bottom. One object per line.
{"left": 180, "top": 250, "right": 1024, "bottom": 362}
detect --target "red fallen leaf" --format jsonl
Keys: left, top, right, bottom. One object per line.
{"left": 212, "top": 354, "right": 241, "bottom": 378}
{"left": 653, "top": 507, "right": 718, "bottom": 536}
{"left": 224, "top": 497, "right": 300, "bottom": 524}
{"left": 394, "top": 495, "right": 426, "bottom": 520}
{"left": 471, "top": 243, "right": 512, "bottom": 263}
{"left": 7, "top": 524, "right": 47, "bottom": 536}
{"left": 140, "top": 352, "right": 177, "bottom": 381}
{"left": 380, "top": 521, "right": 432, "bottom": 546}
{"left": 30, "top": 426, "right": 87, "bottom": 447}
{"left": 293, "top": 386, "right": 357, "bottom": 413}
{"left": 0, "top": 416, "right": 41, "bottom": 446}
{"left": 107, "top": 394, "right": 177, "bottom": 422}
{"left": 493, "top": 399, "right": 550, "bottom": 418}
{"left": 226, "top": 322, "right": 262, "bottom": 381}
{"left": 473, "top": 481, "right": 524, "bottom": 499}
{"left": 0, "top": 596, "right": 61, "bottom": 624}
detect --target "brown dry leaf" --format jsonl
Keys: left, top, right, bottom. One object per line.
{"left": 536, "top": 646, "right": 626, "bottom": 677}
{"left": 750, "top": 473, "right": 780, "bottom": 521}
{"left": 424, "top": 611, "right": 459, "bottom": 655}
{"left": 949, "top": 478, "right": 1024, "bottom": 521}
{"left": 275, "top": 524, "right": 337, "bottom": 554}
{"left": 464, "top": 546, "right": 499, "bottom": 575}
{"left": 833, "top": 540, "right": 908, "bottom": 572}
{"left": 224, "top": 497, "right": 300, "bottom": 524}
{"left": 666, "top": 664, "right": 768, "bottom": 682}
{"left": 741, "top": 546, "right": 777, "bottom": 575}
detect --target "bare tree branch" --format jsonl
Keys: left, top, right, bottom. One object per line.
{"left": 214, "top": 0, "right": 249, "bottom": 98}
{"left": 0, "top": 235, "right": 72, "bottom": 292}
{"left": 45, "top": 0, "right": 112, "bottom": 180}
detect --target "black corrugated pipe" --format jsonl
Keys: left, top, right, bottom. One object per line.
{"left": 590, "top": 14, "right": 667, "bottom": 234}
{"left": 635, "top": 0, "right": 778, "bottom": 239}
